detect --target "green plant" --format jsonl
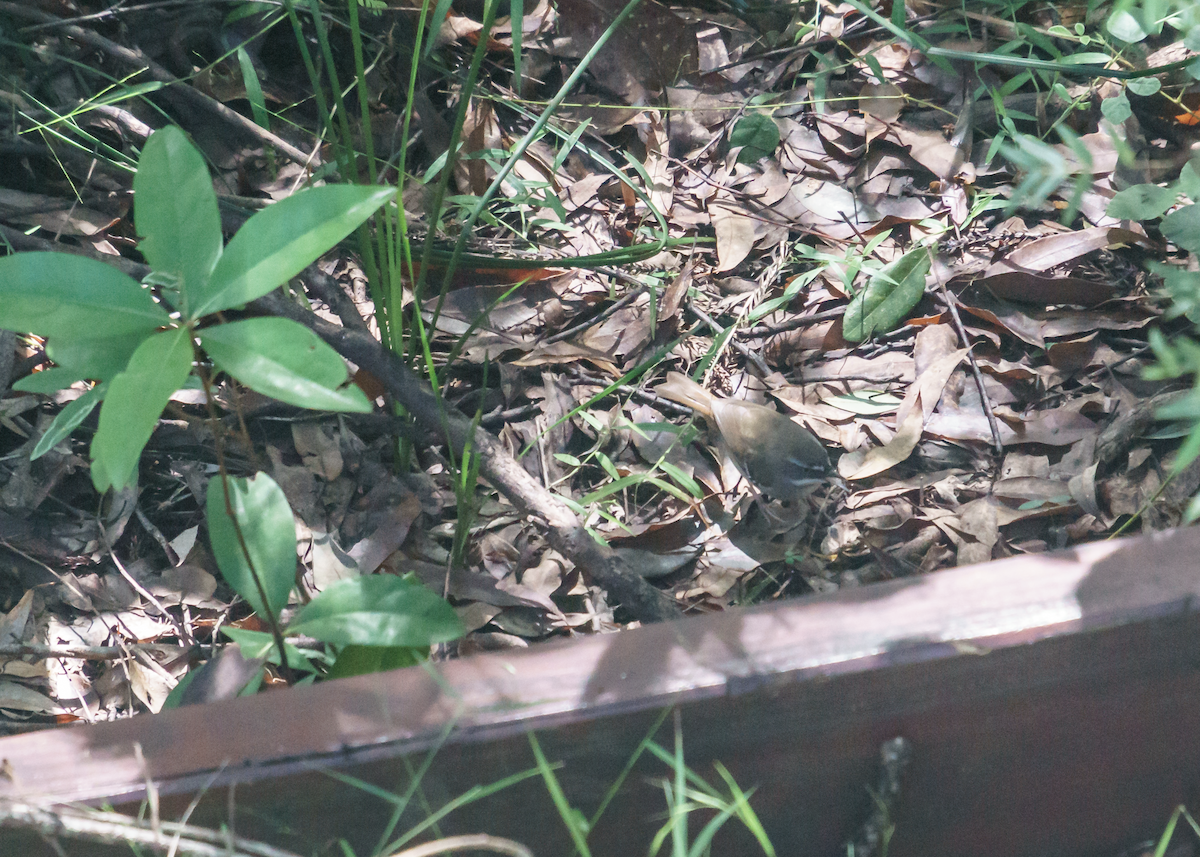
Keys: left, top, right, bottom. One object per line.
{"left": 1108, "top": 158, "right": 1200, "bottom": 522}
{"left": 1152, "top": 804, "right": 1200, "bottom": 856}
{"left": 0, "top": 125, "right": 461, "bottom": 682}
{"left": 525, "top": 708, "right": 774, "bottom": 857}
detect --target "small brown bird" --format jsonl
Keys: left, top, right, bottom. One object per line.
{"left": 656, "top": 372, "right": 830, "bottom": 502}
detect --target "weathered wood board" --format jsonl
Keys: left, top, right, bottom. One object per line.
{"left": 1, "top": 527, "right": 1199, "bottom": 856}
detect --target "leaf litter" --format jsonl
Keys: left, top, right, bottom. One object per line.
{"left": 0, "top": 0, "right": 1195, "bottom": 727}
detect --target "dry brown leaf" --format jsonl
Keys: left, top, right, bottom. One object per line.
{"left": 554, "top": 0, "right": 696, "bottom": 104}
{"left": 347, "top": 493, "right": 422, "bottom": 575}
{"left": 710, "top": 198, "right": 758, "bottom": 272}
{"left": 897, "top": 347, "right": 969, "bottom": 424}
{"left": 292, "top": 423, "right": 344, "bottom": 482}
{"left": 927, "top": 401, "right": 1097, "bottom": 446}
{"left": 841, "top": 405, "right": 925, "bottom": 480}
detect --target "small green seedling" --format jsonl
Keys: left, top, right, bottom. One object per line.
{"left": 0, "top": 126, "right": 462, "bottom": 680}
{"left": 0, "top": 125, "right": 391, "bottom": 489}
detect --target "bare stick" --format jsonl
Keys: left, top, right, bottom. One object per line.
{"left": 0, "top": 800, "right": 306, "bottom": 857}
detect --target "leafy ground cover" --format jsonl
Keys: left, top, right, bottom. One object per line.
{"left": 0, "top": 0, "right": 1196, "bottom": 732}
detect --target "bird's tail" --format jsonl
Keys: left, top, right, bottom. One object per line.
{"left": 656, "top": 372, "right": 716, "bottom": 419}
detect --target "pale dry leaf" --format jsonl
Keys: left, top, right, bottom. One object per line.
{"left": 152, "top": 564, "right": 220, "bottom": 607}
{"left": 347, "top": 492, "right": 422, "bottom": 576}
{"left": 859, "top": 82, "right": 904, "bottom": 122}
{"left": 304, "top": 528, "right": 361, "bottom": 589}
{"left": 0, "top": 188, "right": 118, "bottom": 237}
{"left": 0, "top": 680, "right": 59, "bottom": 714}
{"left": 950, "top": 497, "right": 999, "bottom": 566}
{"left": 897, "top": 347, "right": 969, "bottom": 424}
{"left": 128, "top": 658, "right": 175, "bottom": 714}
{"left": 710, "top": 199, "right": 757, "bottom": 272}
{"left": 292, "top": 423, "right": 344, "bottom": 481}
{"left": 0, "top": 590, "right": 34, "bottom": 646}
{"left": 457, "top": 602, "right": 504, "bottom": 633}
{"left": 841, "top": 404, "right": 925, "bottom": 480}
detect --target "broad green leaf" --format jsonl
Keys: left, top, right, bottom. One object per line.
{"left": 729, "top": 114, "right": 780, "bottom": 164}
{"left": 1157, "top": 388, "right": 1200, "bottom": 421}
{"left": 1106, "top": 9, "right": 1147, "bottom": 43}
{"left": 1162, "top": 203, "right": 1200, "bottom": 252}
{"left": 1100, "top": 92, "right": 1131, "bottom": 124}
{"left": 842, "top": 246, "right": 931, "bottom": 342}
{"left": 45, "top": 331, "right": 152, "bottom": 381}
{"left": 289, "top": 576, "right": 463, "bottom": 647}
{"left": 1176, "top": 159, "right": 1200, "bottom": 200}
{"left": 134, "top": 126, "right": 223, "bottom": 317}
{"left": 12, "top": 367, "right": 86, "bottom": 394}
{"left": 196, "top": 185, "right": 396, "bottom": 316}
{"left": 30, "top": 382, "right": 107, "bottom": 460}
{"left": 220, "top": 627, "right": 317, "bottom": 673}
{"left": 206, "top": 473, "right": 297, "bottom": 622}
{"left": 1127, "top": 77, "right": 1161, "bottom": 97}
{"left": 90, "top": 327, "right": 192, "bottom": 492}
{"left": 1107, "top": 184, "right": 1175, "bottom": 220}
{"left": 0, "top": 253, "right": 169, "bottom": 339}
{"left": 326, "top": 644, "right": 421, "bottom": 679}
{"left": 199, "top": 318, "right": 371, "bottom": 412}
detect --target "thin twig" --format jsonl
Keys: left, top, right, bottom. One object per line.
{"left": 0, "top": 643, "right": 126, "bottom": 661}
{"left": 135, "top": 506, "right": 181, "bottom": 567}
{"left": 744, "top": 306, "right": 845, "bottom": 337}
{"left": 0, "top": 801, "right": 305, "bottom": 857}
{"left": 929, "top": 263, "right": 1004, "bottom": 456}
{"left": 544, "top": 268, "right": 653, "bottom": 345}
{"left": 99, "top": 524, "right": 196, "bottom": 647}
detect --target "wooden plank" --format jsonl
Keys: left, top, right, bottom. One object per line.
{"left": 1, "top": 527, "right": 1198, "bottom": 856}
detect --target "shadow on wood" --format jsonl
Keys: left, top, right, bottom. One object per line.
{"left": 0, "top": 527, "right": 1199, "bottom": 856}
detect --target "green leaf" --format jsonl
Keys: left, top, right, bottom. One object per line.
{"left": 1186, "top": 25, "right": 1200, "bottom": 53}
{"left": 235, "top": 47, "right": 271, "bottom": 131}
{"left": 729, "top": 114, "right": 780, "bottom": 164}
{"left": 1175, "top": 159, "right": 1200, "bottom": 199}
{"left": 1107, "top": 184, "right": 1176, "bottom": 220}
{"left": 90, "top": 327, "right": 193, "bottom": 492}
{"left": 1106, "top": 9, "right": 1147, "bottom": 42}
{"left": 30, "top": 382, "right": 107, "bottom": 460}
{"left": 196, "top": 185, "right": 395, "bottom": 316}
{"left": 1162, "top": 203, "right": 1200, "bottom": 252}
{"left": 1100, "top": 92, "right": 1131, "bottom": 124}
{"left": 207, "top": 473, "right": 297, "bottom": 622}
{"left": 842, "top": 246, "right": 931, "bottom": 342}
{"left": 289, "top": 576, "right": 463, "bottom": 647}
{"left": 134, "top": 126, "right": 223, "bottom": 318}
{"left": 12, "top": 367, "right": 86, "bottom": 394}
{"left": 326, "top": 644, "right": 422, "bottom": 679}
{"left": 1127, "top": 76, "right": 1161, "bottom": 97}
{"left": 0, "top": 252, "right": 169, "bottom": 339}
{"left": 45, "top": 331, "right": 153, "bottom": 382}
{"left": 199, "top": 318, "right": 372, "bottom": 412}
{"left": 220, "top": 627, "right": 317, "bottom": 673}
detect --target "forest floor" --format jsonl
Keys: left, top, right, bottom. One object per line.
{"left": 0, "top": 0, "right": 1197, "bottom": 729}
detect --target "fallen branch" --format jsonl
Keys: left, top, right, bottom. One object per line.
{"left": 254, "top": 292, "right": 681, "bottom": 624}
{"left": 0, "top": 800, "right": 303, "bottom": 857}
